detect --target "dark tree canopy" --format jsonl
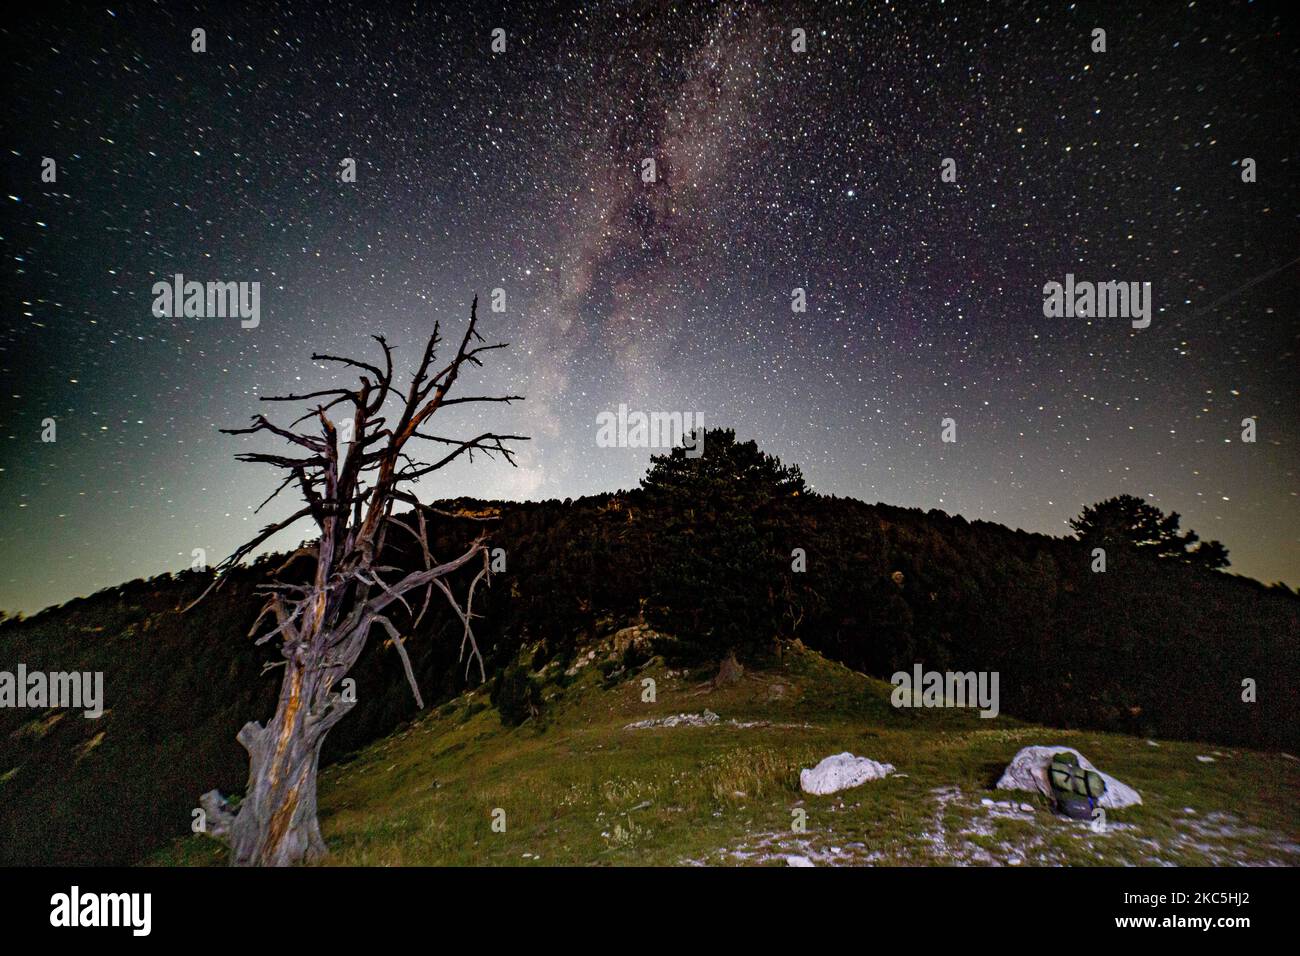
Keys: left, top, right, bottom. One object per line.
{"left": 638, "top": 429, "right": 804, "bottom": 663}
{"left": 640, "top": 427, "right": 806, "bottom": 503}
{"left": 1070, "top": 494, "right": 1229, "bottom": 570}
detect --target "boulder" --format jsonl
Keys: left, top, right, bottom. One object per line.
{"left": 800, "top": 752, "right": 895, "bottom": 795}
{"left": 996, "top": 745, "right": 1142, "bottom": 809}
{"left": 610, "top": 623, "right": 659, "bottom": 657}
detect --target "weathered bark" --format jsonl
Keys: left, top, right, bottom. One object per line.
{"left": 202, "top": 658, "right": 346, "bottom": 866}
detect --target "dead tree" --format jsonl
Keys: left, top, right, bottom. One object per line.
{"left": 191, "top": 296, "right": 526, "bottom": 866}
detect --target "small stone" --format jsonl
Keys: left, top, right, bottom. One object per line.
{"left": 786, "top": 855, "right": 815, "bottom": 867}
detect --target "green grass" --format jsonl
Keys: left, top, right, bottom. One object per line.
{"left": 153, "top": 643, "right": 1300, "bottom": 867}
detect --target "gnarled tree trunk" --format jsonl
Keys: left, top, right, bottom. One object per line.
{"left": 204, "top": 658, "right": 344, "bottom": 866}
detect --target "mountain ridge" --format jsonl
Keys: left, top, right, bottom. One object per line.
{"left": 2, "top": 485, "right": 1296, "bottom": 865}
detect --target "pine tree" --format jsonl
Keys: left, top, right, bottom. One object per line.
{"left": 1070, "top": 494, "right": 1229, "bottom": 570}
{"left": 639, "top": 429, "right": 804, "bottom": 662}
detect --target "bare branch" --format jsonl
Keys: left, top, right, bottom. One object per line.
{"left": 372, "top": 614, "right": 424, "bottom": 709}
{"left": 402, "top": 432, "right": 529, "bottom": 478}
{"left": 223, "top": 414, "right": 329, "bottom": 453}
{"left": 435, "top": 394, "right": 525, "bottom": 408}
{"left": 181, "top": 506, "right": 317, "bottom": 612}
{"left": 310, "top": 351, "right": 386, "bottom": 382}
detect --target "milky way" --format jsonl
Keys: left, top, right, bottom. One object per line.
{"left": 1, "top": 1, "right": 1297, "bottom": 613}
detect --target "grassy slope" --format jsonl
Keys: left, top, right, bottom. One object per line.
{"left": 155, "top": 643, "right": 1300, "bottom": 867}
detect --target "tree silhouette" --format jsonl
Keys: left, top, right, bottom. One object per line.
{"left": 1070, "top": 494, "right": 1229, "bottom": 570}
{"left": 639, "top": 429, "right": 804, "bottom": 661}
{"left": 640, "top": 427, "right": 805, "bottom": 501}
{"left": 190, "top": 297, "right": 526, "bottom": 866}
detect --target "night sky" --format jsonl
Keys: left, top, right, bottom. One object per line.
{"left": 1, "top": 1, "right": 1297, "bottom": 614}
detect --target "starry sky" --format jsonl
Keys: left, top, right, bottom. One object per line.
{"left": 1, "top": 0, "right": 1297, "bottom": 614}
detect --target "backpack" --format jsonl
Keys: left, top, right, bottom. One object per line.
{"left": 1048, "top": 751, "right": 1106, "bottom": 820}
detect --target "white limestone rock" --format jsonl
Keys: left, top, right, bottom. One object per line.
{"left": 996, "top": 745, "right": 1142, "bottom": 809}
{"left": 624, "top": 710, "right": 721, "bottom": 730}
{"left": 799, "top": 752, "right": 895, "bottom": 795}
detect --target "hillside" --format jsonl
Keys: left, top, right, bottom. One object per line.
{"left": 2, "top": 434, "right": 1298, "bottom": 866}
{"left": 153, "top": 640, "right": 1300, "bottom": 867}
